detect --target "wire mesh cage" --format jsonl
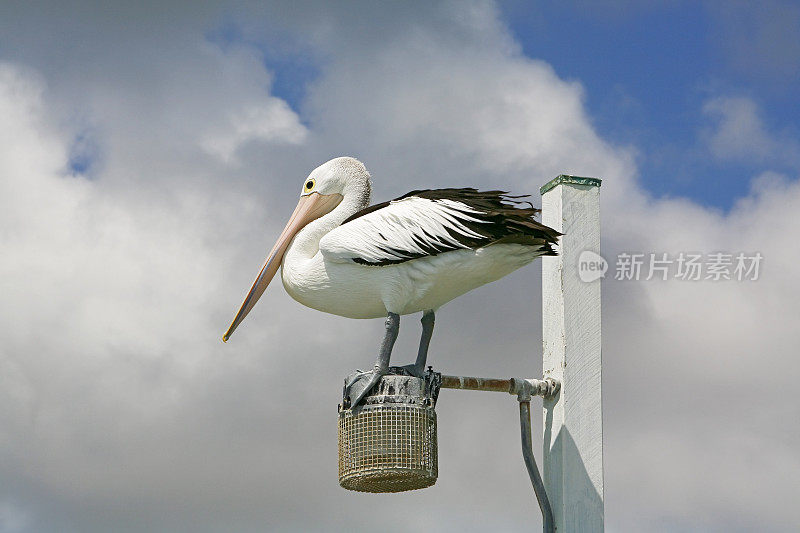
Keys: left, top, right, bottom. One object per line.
{"left": 338, "top": 369, "right": 441, "bottom": 493}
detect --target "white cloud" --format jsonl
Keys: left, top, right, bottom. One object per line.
{"left": 703, "top": 96, "right": 774, "bottom": 159}
{"left": 600, "top": 168, "right": 800, "bottom": 530}
{"left": 0, "top": 2, "right": 799, "bottom": 532}
{"left": 202, "top": 99, "right": 307, "bottom": 162}
{"left": 0, "top": 58, "right": 312, "bottom": 530}
{"left": 702, "top": 95, "right": 800, "bottom": 167}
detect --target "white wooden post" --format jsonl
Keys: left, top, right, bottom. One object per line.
{"left": 540, "top": 175, "right": 603, "bottom": 532}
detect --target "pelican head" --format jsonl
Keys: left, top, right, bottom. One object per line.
{"left": 223, "top": 157, "right": 370, "bottom": 342}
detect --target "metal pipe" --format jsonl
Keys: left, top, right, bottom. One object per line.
{"left": 441, "top": 374, "right": 514, "bottom": 393}
{"left": 439, "top": 373, "right": 559, "bottom": 532}
{"left": 519, "top": 400, "right": 554, "bottom": 533}
{"left": 441, "top": 375, "right": 559, "bottom": 398}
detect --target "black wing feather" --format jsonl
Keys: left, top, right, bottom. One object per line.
{"left": 342, "top": 187, "right": 561, "bottom": 266}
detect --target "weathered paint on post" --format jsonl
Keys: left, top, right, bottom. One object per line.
{"left": 540, "top": 175, "right": 603, "bottom": 532}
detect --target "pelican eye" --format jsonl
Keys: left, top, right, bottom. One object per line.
{"left": 304, "top": 179, "right": 315, "bottom": 193}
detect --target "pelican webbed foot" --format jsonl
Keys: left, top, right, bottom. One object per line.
{"left": 343, "top": 368, "right": 384, "bottom": 408}
{"left": 397, "top": 364, "right": 425, "bottom": 378}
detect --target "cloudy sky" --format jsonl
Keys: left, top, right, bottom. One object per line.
{"left": 1, "top": 1, "right": 798, "bottom": 531}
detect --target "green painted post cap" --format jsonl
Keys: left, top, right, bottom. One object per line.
{"left": 540, "top": 175, "right": 602, "bottom": 195}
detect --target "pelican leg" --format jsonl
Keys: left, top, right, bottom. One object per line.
{"left": 400, "top": 310, "right": 435, "bottom": 377}
{"left": 344, "top": 312, "right": 399, "bottom": 407}
{"left": 415, "top": 310, "right": 435, "bottom": 374}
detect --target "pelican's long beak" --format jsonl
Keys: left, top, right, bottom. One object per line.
{"left": 223, "top": 192, "right": 343, "bottom": 342}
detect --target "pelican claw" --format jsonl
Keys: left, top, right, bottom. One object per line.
{"left": 344, "top": 369, "right": 384, "bottom": 408}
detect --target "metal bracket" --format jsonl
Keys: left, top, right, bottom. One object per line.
{"left": 440, "top": 372, "right": 559, "bottom": 533}
{"left": 510, "top": 377, "right": 560, "bottom": 401}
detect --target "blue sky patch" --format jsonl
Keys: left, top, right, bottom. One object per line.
{"left": 66, "top": 130, "right": 101, "bottom": 178}
{"left": 499, "top": 1, "right": 800, "bottom": 210}
{"left": 206, "top": 20, "right": 320, "bottom": 119}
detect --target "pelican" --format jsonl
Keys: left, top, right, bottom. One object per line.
{"left": 223, "top": 157, "right": 560, "bottom": 406}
